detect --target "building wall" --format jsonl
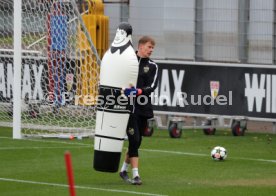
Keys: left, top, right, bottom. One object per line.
{"left": 104, "top": 0, "right": 275, "bottom": 65}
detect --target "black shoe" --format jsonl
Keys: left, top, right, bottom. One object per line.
{"left": 131, "top": 176, "right": 142, "bottom": 185}
{"left": 119, "top": 171, "right": 130, "bottom": 183}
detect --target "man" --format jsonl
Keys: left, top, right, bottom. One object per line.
{"left": 119, "top": 36, "right": 159, "bottom": 185}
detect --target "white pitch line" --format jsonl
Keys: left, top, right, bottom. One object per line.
{"left": 141, "top": 148, "right": 207, "bottom": 157}
{"left": 1, "top": 136, "right": 276, "bottom": 164}
{"left": 0, "top": 146, "right": 91, "bottom": 150}
{"left": 0, "top": 177, "right": 167, "bottom": 196}
{"left": 140, "top": 148, "right": 276, "bottom": 163}
{"left": 0, "top": 136, "right": 91, "bottom": 146}
{"left": 235, "top": 157, "right": 276, "bottom": 163}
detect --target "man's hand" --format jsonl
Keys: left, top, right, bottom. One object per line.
{"left": 123, "top": 87, "right": 142, "bottom": 96}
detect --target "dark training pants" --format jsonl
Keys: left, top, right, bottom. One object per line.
{"left": 127, "top": 114, "right": 148, "bottom": 158}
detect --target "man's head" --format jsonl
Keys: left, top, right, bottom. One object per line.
{"left": 137, "top": 36, "right": 155, "bottom": 58}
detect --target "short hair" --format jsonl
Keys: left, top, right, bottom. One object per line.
{"left": 138, "top": 36, "right": 155, "bottom": 46}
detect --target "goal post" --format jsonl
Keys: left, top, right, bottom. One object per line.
{"left": 0, "top": 0, "right": 103, "bottom": 139}
{"left": 13, "top": 0, "right": 23, "bottom": 139}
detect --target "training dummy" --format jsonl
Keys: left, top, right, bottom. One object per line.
{"left": 93, "top": 22, "right": 139, "bottom": 172}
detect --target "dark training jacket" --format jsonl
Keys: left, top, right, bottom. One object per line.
{"left": 134, "top": 56, "right": 159, "bottom": 118}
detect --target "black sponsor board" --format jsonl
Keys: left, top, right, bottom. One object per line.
{"left": 1, "top": 57, "right": 276, "bottom": 119}
{"left": 152, "top": 61, "right": 276, "bottom": 119}
{"left": 0, "top": 57, "right": 77, "bottom": 104}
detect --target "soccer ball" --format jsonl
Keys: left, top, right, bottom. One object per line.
{"left": 211, "top": 146, "right": 227, "bottom": 161}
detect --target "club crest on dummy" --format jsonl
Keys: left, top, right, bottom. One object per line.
{"left": 93, "top": 22, "right": 139, "bottom": 172}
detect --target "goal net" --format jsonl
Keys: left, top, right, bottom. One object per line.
{"left": 0, "top": 0, "right": 101, "bottom": 138}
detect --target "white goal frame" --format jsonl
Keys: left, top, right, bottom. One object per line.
{"left": 8, "top": 0, "right": 101, "bottom": 139}
{"left": 13, "top": 0, "right": 23, "bottom": 139}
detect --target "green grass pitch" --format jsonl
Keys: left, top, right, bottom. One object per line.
{"left": 0, "top": 127, "right": 276, "bottom": 196}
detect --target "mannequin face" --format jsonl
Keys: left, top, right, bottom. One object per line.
{"left": 113, "top": 29, "right": 127, "bottom": 45}
{"left": 137, "top": 41, "right": 155, "bottom": 58}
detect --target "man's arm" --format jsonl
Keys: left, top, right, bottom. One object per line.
{"left": 141, "top": 61, "right": 159, "bottom": 96}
